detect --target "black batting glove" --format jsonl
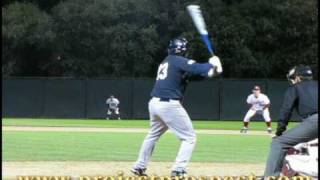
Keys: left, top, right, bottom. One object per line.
{"left": 275, "top": 122, "right": 287, "bottom": 136}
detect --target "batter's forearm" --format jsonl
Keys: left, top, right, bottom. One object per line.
{"left": 183, "top": 72, "right": 206, "bottom": 81}
{"left": 187, "top": 63, "right": 214, "bottom": 77}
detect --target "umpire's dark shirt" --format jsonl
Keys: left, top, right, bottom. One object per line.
{"left": 279, "top": 80, "right": 318, "bottom": 125}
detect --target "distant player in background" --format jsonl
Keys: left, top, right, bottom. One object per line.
{"left": 106, "top": 95, "right": 121, "bottom": 120}
{"left": 241, "top": 85, "right": 272, "bottom": 133}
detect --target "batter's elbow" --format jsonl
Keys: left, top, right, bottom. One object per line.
{"left": 207, "top": 67, "right": 223, "bottom": 78}
{"left": 207, "top": 68, "right": 214, "bottom": 78}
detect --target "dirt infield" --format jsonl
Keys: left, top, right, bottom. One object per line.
{"left": 3, "top": 161, "right": 264, "bottom": 179}
{"left": 2, "top": 126, "right": 273, "bottom": 136}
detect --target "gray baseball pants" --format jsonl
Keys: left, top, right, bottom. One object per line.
{"left": 264, "top": 113, "right": 318, "bottom": 177}
{"left": 133, "top": 97, "right": 196, "bottom": 172}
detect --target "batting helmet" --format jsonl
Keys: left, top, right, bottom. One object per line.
{"left": 168, "top": 38, "right": 188, "bottom": 56}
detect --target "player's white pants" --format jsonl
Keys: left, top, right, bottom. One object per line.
{"left": 243, "top": 108, "right": 271, "bottom": 122}
{"left": 133, "top": 97, "right": 196, "bottom": 172}
{"left": 107, "top": 108, "right": 119, "bottom": 115}
{"left": 285, "top": 155, "right": 318, "bottom": 177}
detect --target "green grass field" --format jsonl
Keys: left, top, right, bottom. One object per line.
{"left": 2, "top": 118, "right": 299, "bottom": 163}
{"left": 2, "top": 118, "right": 298, "bottom": 130}
{"left": 3, "top": 131, "right": 270, "bottom": 163}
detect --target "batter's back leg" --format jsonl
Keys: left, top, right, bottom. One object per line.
{"left": 158, "top": 105, "right": 196, "bottom": 176}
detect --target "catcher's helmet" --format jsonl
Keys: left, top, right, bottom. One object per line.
{"left": 287, "top": 65, "right": 313, "bottom": 82}
{"left": 168, "top": 38, "right": 188, "bottom": 56}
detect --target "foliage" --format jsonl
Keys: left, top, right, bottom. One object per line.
{"left": 2, "top": 2, "right": 55, "bottom": 76}
{"left": 2, "top": 0, "right": 318, "bottom": 78}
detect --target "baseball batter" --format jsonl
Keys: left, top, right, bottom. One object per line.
{"left": 240, "top": 86, "right": 272, "bottom": 133}
{"left": 106, "top": 95, "right": 121, "bottom": 120}
{"left": 131, "top": 37, "right": 223, "bottom": 177}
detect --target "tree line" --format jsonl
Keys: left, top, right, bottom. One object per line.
{"left": 2, "top": 0, "right": 318, "bottom": 79}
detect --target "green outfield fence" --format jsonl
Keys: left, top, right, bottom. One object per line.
{"left": 2, "top": 77, "right": 301, "bottom": 120}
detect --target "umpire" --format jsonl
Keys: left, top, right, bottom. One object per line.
{"left": 264, "top": 65, "right": 318, "bottom": 177}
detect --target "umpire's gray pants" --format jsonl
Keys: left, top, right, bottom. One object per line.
{"left": 264, "top": 114, "right": 318, "bottom": 177}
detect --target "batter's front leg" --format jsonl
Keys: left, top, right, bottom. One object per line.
{"left": 133, "top": 116, "right": 168, "bottom": 169}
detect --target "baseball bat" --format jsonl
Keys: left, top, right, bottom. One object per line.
{"left": 187, "top": 5, "right": 214, "bottom": 56}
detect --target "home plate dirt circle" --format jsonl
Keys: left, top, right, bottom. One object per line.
{"left": 3, "top": 161, "right": 264, "bottom": 179}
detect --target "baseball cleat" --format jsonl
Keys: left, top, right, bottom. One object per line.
{"left": 131, "top": 167, "right": 147, "bottom": 176}
{"left": 256, "top": 176, "right": 264, "bottom": 180}
{"left": 171, "top": 170, "right": 188, "bottom": 179}
{"left": 240, "top": 128, "right": 248, "bottom": 133}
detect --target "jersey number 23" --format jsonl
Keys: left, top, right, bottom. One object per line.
{"left": 156, "top": 62, "right": 169, "bottom": 80}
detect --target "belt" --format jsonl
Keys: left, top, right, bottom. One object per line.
{"left": 153, "top": 97, "right": 181, "bottom": 102}
{"left": 302, "top": 112, "right": 318, "bottom": 119}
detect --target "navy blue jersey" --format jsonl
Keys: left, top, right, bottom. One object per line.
{"left": 150, "top": 55, "right": 213, "bottom": 99}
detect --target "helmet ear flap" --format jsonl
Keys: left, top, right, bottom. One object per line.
{"left": 168, "top": 38, "right": 188, "bottom": 56}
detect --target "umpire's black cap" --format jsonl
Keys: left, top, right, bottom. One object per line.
{"left": 287, "top": 65, "right": 313, "bottom": 80}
